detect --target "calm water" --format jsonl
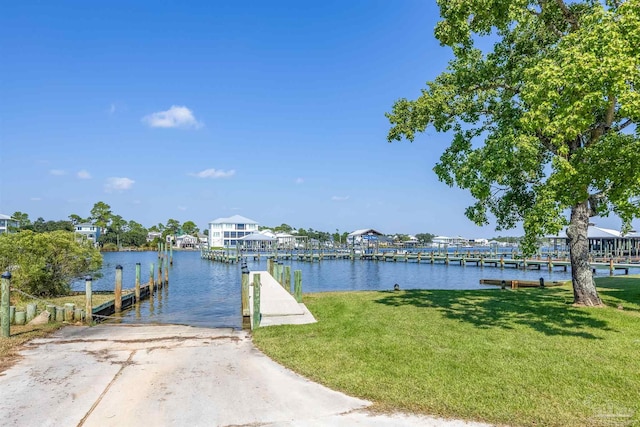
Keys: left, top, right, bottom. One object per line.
{"left": 75, "top": 251, "right": 623, "bottom": 328}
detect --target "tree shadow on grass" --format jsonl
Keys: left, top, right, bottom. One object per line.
{"left": 595, "top": 276, "right": 640, "bottom": 314}
{"left": 375, "top": 288, "right": 612, "bottom": 339}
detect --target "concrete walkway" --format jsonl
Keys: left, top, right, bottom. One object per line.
{"left": 249, "top": 271, "right": 317, "bottom": 327}
{"left": 0, "top": 324, "right": 492, "bottom": 427}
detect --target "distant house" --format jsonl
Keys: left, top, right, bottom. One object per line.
{"left": 175, "top": 234, "right": 198, "bottom": 249}
{"left": 208, "top": 215, "right": 259, "bottom": 248}
{"left": 75, "top": 223, "right": 102, "bottom": 245}
{"left": 147, "top": 231, "right": 162, "bottom": 242}
{"left": 197, "top": 233, "right": 208, "bottom": 247}
{"left": 0, "top": 214, "right": 18, "bottom": 234}
{"left": 432, "top": 235, "right": 469, "bottom": 246}
{"left": 347, "top": 228, "right": 385, "bottom": 245}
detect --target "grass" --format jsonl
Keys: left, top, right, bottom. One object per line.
{"left": 253, "top": 276, "right": 640, "bottom": 427}
{"left": 0, "top": 294, "right": 116, "bottom": 373}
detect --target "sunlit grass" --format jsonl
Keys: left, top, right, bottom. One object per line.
{"left": 253, "top": 276, "right": 640, "bottom": 427}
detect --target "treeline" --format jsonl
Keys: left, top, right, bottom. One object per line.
{"left": 10, "top": 201, "right": 205, "bottom": 250}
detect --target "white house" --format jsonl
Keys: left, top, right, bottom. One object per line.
{"left": 208, "top": 215, "right": 259, "bottom": 248}
{"left": 74, "top": 222, "right": 102, "bottom": 245}
{"left": 175, "top": 234, "right": 198, "bottom": 249}
{"left": 0, "top": 214, "right": 18, "bottom": 234}
{"left": 347, "top": 228, "right": 385, "bottom": 245}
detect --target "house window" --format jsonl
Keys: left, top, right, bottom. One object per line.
{"left": 224, "top": 232, "right": 230, "bottom": 238}
{"left": 237, "top": 224, "right": 246, "bottom": 230}
{"left": 231, "top": 232, "right": 237, "bottom": 238}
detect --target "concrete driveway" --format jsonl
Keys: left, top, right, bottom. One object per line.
{"left": 0, "top": 324, "right": 491, "bottom": 426}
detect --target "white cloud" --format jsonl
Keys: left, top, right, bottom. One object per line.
{"left": 332, "top": 196, "right": 350, "bottom": 201}
{"left": 105, "top": 177, "right": 135, "bottom": 192}
{"left": 177, "top": 206, "right": 187, "bottom": 211}
{"left": 77, "top": 170, "right": 91, "bottom": 179}
{"left": 189, "top": 168, "right": 235, "bottom": 179}
{"left": 109, "top": 103, "right": 116, "bottom": 114}
{"left": 50, "top": 169, "right": 66, "bottom": 176}
{"left": 142, "top": 105, "right": 202, "bottom": 129}
{"left": 30, "top": 197, "right": 42, "bottom": 201}
{"left": 295, "top": 177, "right": 304, "bottom": 184}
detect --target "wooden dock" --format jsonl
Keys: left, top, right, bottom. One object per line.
{"left": 202, "top": 249, "right": 639, "bottom": 275}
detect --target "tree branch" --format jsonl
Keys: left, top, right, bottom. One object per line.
{"left": 554, "top": 0, "right": 579, "bottom": 30}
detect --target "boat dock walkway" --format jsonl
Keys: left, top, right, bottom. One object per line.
{"left": 248, "top": 271, "right": 316, "bottom": 328}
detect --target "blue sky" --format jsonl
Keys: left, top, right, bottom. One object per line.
{"left": 0, "top": 1, "right": 635, "bottom": 237}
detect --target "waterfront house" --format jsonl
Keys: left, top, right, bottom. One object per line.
{"left": 208, "top": 215, "right": 259, "bottom": 248}
{"left": 147, "top": 231, "right": 162, "bottom": 242}
{"left": 548, "top": 225, "right": 640, "bottom": 258}
{"left": 197, "top": 233, "right": 208, "bottom": 247}
{"left": 347, "top": 228, "right": 385, "bottom": 246}
{"left": 74, "top": 223, "right": 102, "bottom": 245}
{"left": 175, "top": 234, "right": 198, "bottom": 249}
{"left": 0, "top": 214, "right": 18, "bottom": 234}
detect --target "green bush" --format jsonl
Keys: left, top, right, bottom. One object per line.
{"left": 0, "top": 230, "right": 102, "bottom": 298}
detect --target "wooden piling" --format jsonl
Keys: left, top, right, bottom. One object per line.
{"left": 294, "top": 270, "right": 302, "bottom": 303}
{"left": 85, "top": 276, "right": 93, "bottom": 324}
{"left": 1, "top": 272, "right": 11, "bottom": 337}
{"left": 253, "top": 274, "right": 261, "bottom": 330}
{"left": 135, "top": 263, "right": 141, "bottom": 302}
{"left": 610, "top": 258, "right": 614, "bottom": 275}
{"left": 64, "top": 303, "right": 75, "bottom": 321}
{"left": 157, "top": 261, "right": 162, "bottom": 288}
{"left": 149, "top": 263, "right": 155, "bottom": 294}
{"left": 284, "top": 265, "right": 291, "bottom": 293}
{"left": 170, "top": 245, "right": 173, "bottom": 265}
{"left": 15, "top": 311, "right": 26, "bottom": 325}
{"left": 241, "top": 268, "right": 250, "bottom": 317}
{"left": 164, "top": 257, "right": 169, "bottom": 284}
{"left": 26, "top": 303, "right": 37, "bottom": 322}
{"left": 115, "top": 265, "right": 123, "bottom": 313}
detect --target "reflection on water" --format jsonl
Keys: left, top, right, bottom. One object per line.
{"left": 75, "top": 251, "right": 625, "bottom": 328}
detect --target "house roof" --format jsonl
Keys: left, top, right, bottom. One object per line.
{"left": 0, "top": 214, "right": 15, "bottom": 220}
{"left": 208, "top": 215, "right": 258, "bottom": 225}
{"left": 348, "top": 228, "right": 384, "bottom": 237}
{"left": 549, "top": 225, "right": 640, "bottom": 239}
{"left": 238, "top": 232, "right": 276, "bottom": 241}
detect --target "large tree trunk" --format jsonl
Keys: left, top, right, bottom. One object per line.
{"left": 566, "top": 201, "right": 603, "bottom": 306}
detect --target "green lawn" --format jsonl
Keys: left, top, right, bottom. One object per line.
{"left": 253, "top": 276, "right": 640, "bottom": 427}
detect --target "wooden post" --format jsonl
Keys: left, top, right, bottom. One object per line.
{"left": 157, "top": 261, "right": 162, "bottom": 288}
{"left": 85, "top": 276, "right": 93, "bottom": 324}
{"left": 170, "top": 244, "right": 173, "bottom": 266}
{"left": 149, "top": 263, "right": 155, "bottom": 294}
{"left": 267, "top": 258, "right": 274, "bottom": 276}
{"left": 253, "top": 274, "right": 261, "bottom": 330}
{"left": 1, "top": 272, "right": 11, "bottom": 337}
{"left": 284, "top": 265, "right": 291, "bottom": 293}
{"left": 610, "top": 258, "right": 614, "bottom": 276}
{"left": 500, "top": 254, "right": 505, "bottom": 269}
{"left": 64, "top": 303, "right": 75, "bottom": 321}
{"left": 135, "top": 263, "right": 141, "bottom": 302}
{"left": 164, "top": 256, "right": 169, "bottom": 284}
{"left": 294, "top": 270, "right": 302, "bottom": 303}
{"left": 115, "top": 265, "right": 123, "bottom": 313}
{"left": 26, "top": 303, "right": 37, "bottom": 323}
{"left": 241, "top": 267, "right": 250, "bottom": 316}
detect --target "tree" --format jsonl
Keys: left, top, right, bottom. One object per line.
{"left": 0, "top": 230, "right": 102, "bottom": 297}
{"left": 90, "top": 201, "right": 112, "bottom": 230}
{"left": 11, "top": 211, "right": 30, "bottom": 230}
{"left": 68, "top": 214, "right": 88, "bottom": 225}
{"left": 164, "top": 219, "right": 180, "bottom": 240}
{"left": 416, "top": 233, "right": 435, "bottom": 244}
{"left": 181, "top": 220, "right": 199, "bottom": 235}
{"left": 387, "top": 0, "right": 640, "bottom": 306}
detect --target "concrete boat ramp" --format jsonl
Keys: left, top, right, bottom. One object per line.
{"left": 0, "top": 272, "right": 491, "bottom": 426}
